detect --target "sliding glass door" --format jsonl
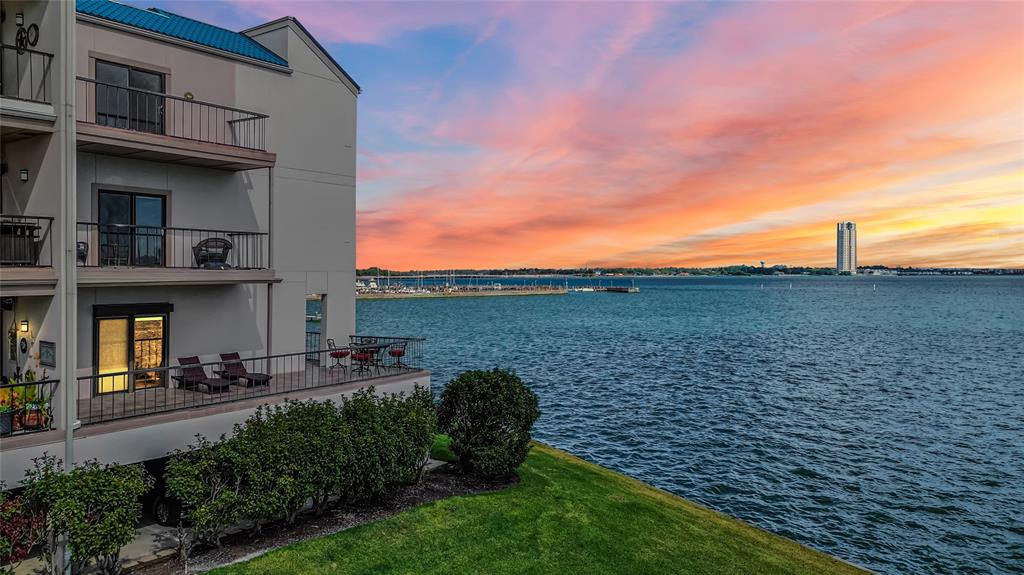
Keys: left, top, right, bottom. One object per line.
{"left": 96, "top": 314, "right": 167, "bottom": 394}
{"left": 98, "top": 191, "right": 165, "bottom": 267}
{"left": 95, "top": 60, "right": 165, "bottom": 134}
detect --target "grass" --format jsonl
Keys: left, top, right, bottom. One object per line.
{"left": 210, "top": 437, "right": 865, "bottom": 575}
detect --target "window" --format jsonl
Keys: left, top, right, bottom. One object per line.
{"left": 98, "top": 190, "right": 166, "bottom": 267}
{"left": 94, "top": 304, "right": 172, "bottom": 395}
{"left": 95, "top": 60, "right": 165, "bottom": 134}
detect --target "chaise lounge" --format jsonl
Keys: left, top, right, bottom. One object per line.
{"left": 172, "top": 356, "right": 231, "bottom": 393}
{"left": 214, "top": 352, "right": 272, "bottom": 387}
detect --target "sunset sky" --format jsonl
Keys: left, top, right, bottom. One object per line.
{"left": 159, "top": 1, "right": 1023, "bottom": 269}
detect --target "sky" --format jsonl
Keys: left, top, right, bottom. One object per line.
{"left": 155, "top": 1, "right": 1023, "bottom": 269}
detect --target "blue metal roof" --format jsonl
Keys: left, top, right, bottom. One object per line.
{"left": 76, "top": 0, "right": 288, "bottom": 67}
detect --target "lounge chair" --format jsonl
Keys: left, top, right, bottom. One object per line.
{"left": 172, "top": 356, "right": 231, "bottom": 393}
{"left": 214, "top": 352, "right": 272, "bottom": 387}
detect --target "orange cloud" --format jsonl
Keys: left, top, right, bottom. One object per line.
{"left": 354, "top": 1, "right": 1024, "bottom": 269}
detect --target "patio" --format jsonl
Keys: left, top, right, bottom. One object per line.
{"left": 76, "top": 336, "right": 424, "bottom": 426}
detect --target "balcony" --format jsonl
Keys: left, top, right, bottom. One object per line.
{"left": 0, "top": 377, "right": 60, "bottom": 439}
{"left": 75, "top": 337, "right": 425, "bottom": 426}
{"left": 0, "top": 214, "right": 56, "bottom": 294}
{"left": 75, "top": 77, "right": 275, "bottom": 171}
{"left": 0, "top": 44, "right": 55, "bottom": 137}
{"left": 76, "top": 222, "right": 274, "bottom": 286}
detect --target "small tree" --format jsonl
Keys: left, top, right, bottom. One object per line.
{"left": 52, "top": 461, "right": 151, "bottom": 574}
{"left": 21, "top": 455, "right": 69, "bottom": 575}
{"left": 165, "top": 435, "right": 244, "bottom": 554}
{"left": 438, "top": 369, "right": 540, "bottom": 478}
{"left": 22, "top": 456, "right": 151, "bottom": 575}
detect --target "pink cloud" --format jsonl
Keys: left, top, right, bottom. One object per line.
{"left": 353, "top": 1, "right": 1023, "bottom": 269}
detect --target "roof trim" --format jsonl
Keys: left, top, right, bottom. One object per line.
{"left": 77, "top": 13, "right": 293, "bottom": 75}
{"left": 242, "top": 17, "right": 361, "bottom": 96}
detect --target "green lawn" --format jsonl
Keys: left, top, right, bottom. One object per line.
{"left": 210, "top": 438, "right": 865, "bottom": 575}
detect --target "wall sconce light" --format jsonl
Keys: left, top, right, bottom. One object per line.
{"left": 15, "top": 12, "right": 24, "bottom": 27}
{"left": 19, "top": 320, "right": 29, "bottom": 333}
{"left": 19, "top": 169, "right": 29, "bottom": 182}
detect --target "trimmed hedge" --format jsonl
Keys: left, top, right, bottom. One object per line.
{"left": 165, "top": 386, "right": 436, "bottom": 552}
{"left": 438, "top": 369, "right": 540, "bottom": 478}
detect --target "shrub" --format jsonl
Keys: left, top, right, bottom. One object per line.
{"left": 233, "top": 401, "right": 347, "bottom": 527}
{"left": 339, "top": 388, "right": 395, "bottom": 503}
{"left": 165, "top": 436, "right": 244, "bottom": 551}
{"left": 20, "top": 455, "right": 66, "bottom": 575}
{"left": 163, "top": 389, "right": 437, "bottom": 553}
{"left": 438, "top": 369, "right": 540, "bottom": 478}
{"left": 0, "top": 485, "right": 42, "bottom": 575}
{"left": 381, "top": 386, "right": 436, "bottom": 484}
{"left": 22, "top": 455, "right": 151, "bottom": 575}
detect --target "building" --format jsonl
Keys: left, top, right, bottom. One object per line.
{"left": 836, "top": 221, "right": 857, "bottom": 274}
{"left": 1, "top": 0, "right": 427, "bottom": 485}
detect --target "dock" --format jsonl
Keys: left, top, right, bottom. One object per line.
{"left": 569, "top": 286, "right": 640, "bottom": 293}
{"left": 357, "top": 288, "right": 567, "bottom": 300}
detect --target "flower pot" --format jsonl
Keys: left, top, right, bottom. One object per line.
{"left": 0, "top": 410, "right": 12, "bottom": 436}
{"left": 20, "top": 406, "right": 43, "bottom": 430}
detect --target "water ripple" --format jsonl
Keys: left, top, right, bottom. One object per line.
{"left": 357, "top": 276, "right": 1024, "bottom": 575}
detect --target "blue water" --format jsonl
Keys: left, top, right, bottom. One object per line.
{"left": 353, "top": 276, "right": 1024, "bottom": 574}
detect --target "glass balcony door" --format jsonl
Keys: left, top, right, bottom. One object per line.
{"left": 96, "top": 314, "right": 168, "bottom": 395}
{"left": 98, "top": 191, "right": 165, "bottom": 267}
{"left": 94, "top": 60, "right": 165, "bottom": 135}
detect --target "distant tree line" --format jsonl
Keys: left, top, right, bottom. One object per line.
{"left": 358, "top": 265, "right": 1021, "bottom": 276}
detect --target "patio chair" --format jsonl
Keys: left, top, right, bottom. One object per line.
{"left": 214, "top": 352, "right": 272, "bottom": 387}
{"left": 387, "top": 341, "right": 408, "bottom": 369}
{"left": 351, "top": 346, "right": 379, "bottom": 377}
{"left": 76, "top": 241, "right": 89, "bottom": 265}
{"left": 325, "top": 339, "right": 350, "bottom": 373}
{"left": 192, "top": 237, "right": 233, "bottom": 270}
{"left": 171, "top": 356, "right": 231, "bottom": 393}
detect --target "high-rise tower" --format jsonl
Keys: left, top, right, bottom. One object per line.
{"left": 837, "top": 221, "right": 857, "bottom": 274}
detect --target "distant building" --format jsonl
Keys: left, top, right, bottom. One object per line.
{"left": 836, "top": 221, "right": 857, "bottom": 274}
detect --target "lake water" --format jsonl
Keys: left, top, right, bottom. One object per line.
{"left": 351, "top": 276, "right": 1023, "bottom": 574}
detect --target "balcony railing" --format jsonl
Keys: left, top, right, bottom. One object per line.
{"left": 75, "top": 77, "right": 268, "bottom": 151}
{"left": 0, "top": 214, "right": 53, "bottom": 267}
{"left": 76, "top": 337, "right": 425, "bottom": 425}
{"left": 0, "top": 378, "right": 60, "bottom": 437}
{"left": 0, "top": 44, "right": 53, "bottom": 104}
{"left": 76, "top": 222, "right": 267, "bottom": 270}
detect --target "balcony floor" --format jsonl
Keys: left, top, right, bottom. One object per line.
{"left": 77, "top": 363, "right": 417, "bottom": 426}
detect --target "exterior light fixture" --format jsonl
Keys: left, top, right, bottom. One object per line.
{"left": 15, "top": 12, "right": 24, "bottom": 27}
{"left": 19, "top": 169, "right": 28, "bottom": 182}
{"left": 19, "top": 320, "right": 29, "bottom": 333}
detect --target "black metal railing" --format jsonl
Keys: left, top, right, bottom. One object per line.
{"left": 0, "top": 378, "right": 60, "bottom": 437}
{"left": 1, "top": 214, "right": 53, "bottom": 267}
{"left": 76, "top": 222, "right": 267, "bottom": 270}
{"left": 305, "top": 331, "right": 321, "bottom": 363}
{"left": 0, "top": 44, "right": 52, "bottom": 104}
{"left": 76, "top": 337, "right": 425, "bottom": 425}
{"left": 76, "top": 77, "right": 268, "bottom": 150}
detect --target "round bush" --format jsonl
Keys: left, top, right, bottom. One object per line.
{"left": 437, "top": 369, "right": 540, "bottom": 478}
